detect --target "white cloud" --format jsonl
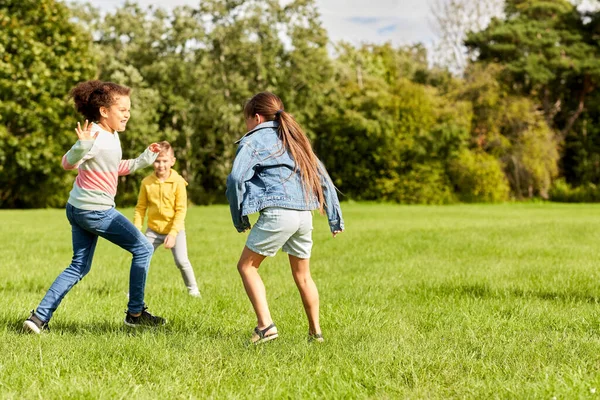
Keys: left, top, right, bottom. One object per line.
{"left": 71, "top": 0, "right": 437, "bottom": 46}
{"left": 312, "top": 0, "right": 434, "bottom": 46}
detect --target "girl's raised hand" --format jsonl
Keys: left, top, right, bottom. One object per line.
{"left": 149, "top": 143, "right": 160, "bottom": 153}
{"left": 75, "top": 120, "right": 99, "bottom": 141}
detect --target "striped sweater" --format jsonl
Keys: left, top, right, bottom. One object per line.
{"left": 61, "top": 123, "right": 158, "bottom": 210}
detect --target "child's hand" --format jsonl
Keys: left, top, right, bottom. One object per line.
{"left": 75, "top": 120, "right": 99, "bottom": 141}
{"left": 149, "top": 143, "right": 160, "bottom": 153}
{"left": 332, "top": 230, "right": 343, "bottom": 238}
{"left": 164, "top": 234, "right": 176, "bottom": 249}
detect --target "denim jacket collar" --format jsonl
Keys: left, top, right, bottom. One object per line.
{"left": 234, "top": 121, "right": 279, "bottom": 144}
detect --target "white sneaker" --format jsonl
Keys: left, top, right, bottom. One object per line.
{"left": 188, "top": 289, "right": 201, "bottom": 298}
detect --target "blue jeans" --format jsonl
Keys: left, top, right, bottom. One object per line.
{"left": 34, "top": 204, "right": 154, "bottom": 322}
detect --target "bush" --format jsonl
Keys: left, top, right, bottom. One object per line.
{"left": 377, "top": 163, "right": 456, "bottom": 204}
{"left": 449, "top": 149, "right": 510, "bottom": 202}
{"left": 548, "top": 178, "right": 600, "bottom": 203}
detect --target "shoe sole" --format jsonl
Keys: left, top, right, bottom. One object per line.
{"left": 252, "top": 333, "right": 279, "bottom": 344}
{"left": 123, "top": 319, "right": 167, "bottom": 328}
{"left": 23, "top": 320, "right": 42, "bottom": 334}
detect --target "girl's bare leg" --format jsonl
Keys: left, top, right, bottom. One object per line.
{"left": 289, "top": 254, "right": 321, "bottom": 335}
{"left": 237, "top": 246, "right": 277, "bottom": 334}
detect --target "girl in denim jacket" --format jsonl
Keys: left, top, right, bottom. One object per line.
{"left": 226, "top": 92, "right": 344, "bottom": 344}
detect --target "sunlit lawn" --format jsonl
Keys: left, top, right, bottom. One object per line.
{"left": 2, "top": 203, "right": 600, "bottom": 398}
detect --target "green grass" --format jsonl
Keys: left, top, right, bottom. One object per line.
{"left": 2, "top": 203, "right": 600, "bottom": 398}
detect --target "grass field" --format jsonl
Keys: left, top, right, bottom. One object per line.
{"left": 2, "top": 203, "right": 600, "bottom": 399}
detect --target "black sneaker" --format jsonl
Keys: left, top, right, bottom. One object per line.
{"left": 23, "top": 310, "right": 49, "bottom": 334}
{"left": 124, "top": 306, "right": 166, "bottom": 328}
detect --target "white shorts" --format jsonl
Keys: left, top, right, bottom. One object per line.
{"left": 246, "top": 207, "right": 313, "bottom": 259}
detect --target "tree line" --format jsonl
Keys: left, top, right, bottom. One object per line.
{"left": 1, "top": 0, "right": 599, "bottom": 208}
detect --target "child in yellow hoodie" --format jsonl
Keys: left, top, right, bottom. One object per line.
{"left": 134, "top": 141, "right": 200, "bottom": 297}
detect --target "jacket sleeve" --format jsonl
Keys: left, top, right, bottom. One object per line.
{"left": 168, "top": 181, "right": 187, "bottom": 236}
{"left": 226, "top": 142, "right": 255, "bottom": 232}
{"left": 61, "top": 140, "right": 96, "bottom": 170}
{"left": 118, "top": 147, "right": 158, "bottom": 176}
{"left": 318, "top": 160, "right": 344, "bottom": 233}
{"left": 133, "top": 182, "right": 148, "bottom": 230}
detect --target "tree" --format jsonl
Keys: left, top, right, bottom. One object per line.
{"left": 315, "top": 44, "right": 471, "bottom": 203}
{"left": 465, "top": 0, "right": 600, "bottom": 141}
{"left": 453, "top": 64, "right": 559, "bottom": 198}
{"left": 560, "top": 5, "right": 600, "bottom": 185}
{"left": 430, "top": 0, "right": 504, "bottom": 74}
{"left": 72, "top": 2, "right": 181, "bottom": 205}
{"left": 0, "top": 0, "right": 96, "bottom": 208}
{"left": 72, "top": 0, "right": 333, "bottom": 205}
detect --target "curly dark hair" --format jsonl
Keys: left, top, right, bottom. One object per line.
{"left": 69, "top": 80, "right": 131, "bottom": 121}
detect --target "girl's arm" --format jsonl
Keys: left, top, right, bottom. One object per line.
{"left": 133, "top": 183, "right": 148, "bottom": 230}
{"left": 318, "top": 160, "right": 344, "bottom": 234}
{"left": 61, "top": 121, "right": 99, "bottom": 170}
{"left": 226, "top": 142, "right": 256, "bottom": 232}
{"left": 61, "top": 141, "right": 96, "bottom": 170}
{"left": 118, "top": 143, "right": 160, "bottom": 176}
{"left": 168, "top": 182, "right": 187, "bottom": 237}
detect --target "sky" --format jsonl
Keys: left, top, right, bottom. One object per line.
{"left": 72, "top": 0, "right": 438, "bottom": 47}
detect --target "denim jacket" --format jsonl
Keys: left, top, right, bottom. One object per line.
{"left": 226, "top": 121, "right": 344, "bottom": 233}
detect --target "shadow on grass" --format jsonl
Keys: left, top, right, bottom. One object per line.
{"left": 3, "top": 315, "right": 132, "bottom": 335}
{"left": 419, "top": 282, "right": 600, "bottom": 304}
{"left": 2, "top": 314, "right": 248, "bottom": 339}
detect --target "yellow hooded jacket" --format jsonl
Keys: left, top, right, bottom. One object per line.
{"left": 134, "top": 169, "right": 188, "bottom": 236}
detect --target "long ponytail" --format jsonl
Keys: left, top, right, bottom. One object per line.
{"left": 243, "top": 92, "right": 325, "bottom": 214}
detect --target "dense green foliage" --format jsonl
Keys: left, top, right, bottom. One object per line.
{"left": 0, "top": 0, "right": 599, "bottom": 207}
{"left": 548, "top": 178, "right": 600, "bottom": 202}
{"left": 0, "top": 0, "right": 96, "bottom": 207}
{"left": 3, "top": 204, "right": 600, "bottom": 397}
{"left": 466, "top": 0, "right": 600, "bottom": 192}
{"left": 448, "top": 148, "right": 510, "bottom": 202}
{"left": 79, "top": 0, "right": 333, "bottom": 205}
